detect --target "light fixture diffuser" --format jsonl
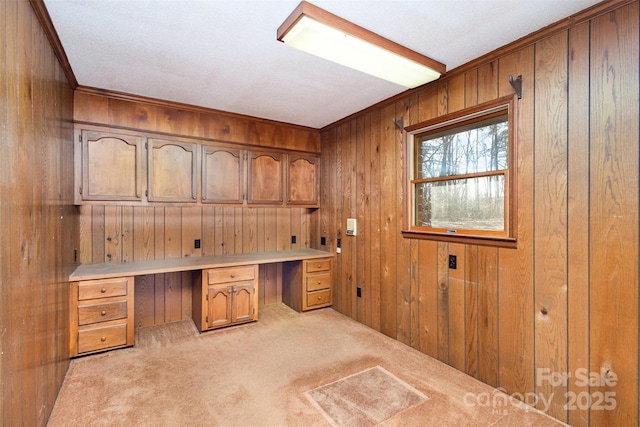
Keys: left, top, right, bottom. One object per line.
{"left": 277, "top": 1, "right": 446, "bottom": 88}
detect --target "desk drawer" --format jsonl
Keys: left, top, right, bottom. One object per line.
{"left": 77, "top": 323, "right": 128, "bottom": 354}
{"left": 78, "top": 278, "right": 128, "bottom": 301}
{"left": 306, "top": 258, "right": 332, "bottom": 273}
{"left": 78, "top": 301, "right": 128, "bottom": 326}
{"left": 307, "top": 289, "right": 332, "bottom": 307}
{"left": 306, "top": 273, "right": 331, "bottom": 292}
{"left": 207, "top": 266, "right": 255, "bottom": 284}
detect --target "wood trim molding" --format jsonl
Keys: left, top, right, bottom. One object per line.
{"left": 75, "top": 85, "right": 321, "bottom": 133}
{"left": 29, "top": 0, "right": 78, "bottom": 88}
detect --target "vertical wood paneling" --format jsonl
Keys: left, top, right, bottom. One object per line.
{"left": 448, "top": 243, "right": 466, "bottom": 372}
{"left": 567, "top": 21, "right": 591, "bottom": 427}
{"left": 1, "top": 1, "right": 76, "bottom": 425}
{"left": 497, "top": 46, "right": 535, "bottom": 398}
{"left": 379, "top": 104, "right": 397, "bottom": 338}
{"left": 590, "top": 5, "right": 639, "bottom": 425}
{"left": 477, "top": 246, "right": 499, "bottom": 386}
{"left": 356, "top": 115, "right": 367, "bottom": 324}
{"left": 418, "top": 240, "right": 438, "bottom": 358}
{"left": 464, "top": 245, "right": 479, "bottom": 378}
{"left": 368, "top": 112, "right": 382, "bottom": 331}
{"left": 437, "top": 242, "right": 450, "bottom": 362}
{"left": 395, "top": 96, "right": 415, "bottom": 346}
{"left": 534, "top": 31, "right": 569, "bottom": 422}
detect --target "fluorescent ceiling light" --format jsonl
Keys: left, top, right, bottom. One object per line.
{"left": 277, "top": 1, "right": 446, "bottom": 89}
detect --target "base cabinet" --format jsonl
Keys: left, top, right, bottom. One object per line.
{"left": 193, "top": 265, "right": 258, "bottom": 332}
{"left": 282, "top": 258, "right": 333, "bottom": 312}
{"left": 69, "top": 276, "right": 135, "bottom": 357}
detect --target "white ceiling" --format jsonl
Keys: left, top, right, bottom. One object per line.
{"left": 44, "top": 0, "right": 602, "bottom": 129}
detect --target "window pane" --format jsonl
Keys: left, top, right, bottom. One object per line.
{"left": 414, "top": 175, "right": 505, "bottom": 231}
{"left": 416, "top": 114, "right": 508, "bottom": 179}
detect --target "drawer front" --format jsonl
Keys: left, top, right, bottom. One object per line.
{"left": 306, "top": 258, "right": 332, "bottom": 273}
{"left": 307, "top": 289, "right": 332, "bottom": 307}
{"left": 306, "top": 273, "right": 331, "bottom": 292}
{"left": 78, "top": 278, "right": 128, "bottom": 301}
{"left": 77, "top": 301, "right": 128, "bottom": 326}
{"left": 207, "top": 266, "right": 255, "bottom": 284}
{"left": 77, "top": 323, "right": 128, "bottom": 354}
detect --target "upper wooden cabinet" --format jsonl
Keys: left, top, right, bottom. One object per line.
{"left": 147, "top": 139, "right": 198, "bottom": 203}
{"left": 287, "top": 154, "right": 319, "bottom": 207}
{"left": 247, "top": 151, "right": 283, "bottom": 205}
{"left": 75, "top": 126, "right": 320, "bottom": 207}
{"left": 80, "top": 130, "right": 143, "bottom": 202}
{"left": 202, "top": 146, "right": 243, "bottom": 204}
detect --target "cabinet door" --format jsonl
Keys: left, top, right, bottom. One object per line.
{"left": 247, "top": 152, "right": 283, "bottom": 205}
{"left": 148, "top": 139, "right": 198, "bottom": 202}
{"left": 202, "top": 146, "right": 244, "bottom": 204}
{"left": 81, "top": 130, "right": 143, "bottom": 201}
{"left": 231, "top": 283, "right": 255, "bottom": 323}
{"left": 287, "top": 154, "right": 319, "bottom": 207}
{"left": 207, "top": 284, "right": 232, "bottom": 329}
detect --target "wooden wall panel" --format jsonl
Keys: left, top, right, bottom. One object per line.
{"left": 319, "top": 2, "right": 640, "bottom": 425}
{"left": 589, "top": 5, "right": 639, "bottom": 425}
{"left": 74, "top": 90, "right": 321, "bottom": 153}
{"left": 534, "top": 31, "right": 569, "bottom": 422}
{"left": 79, "top": 204, "right": 315, "bottom": 325}
{"left": 1, "top": 1, "right": 77, "bottom": 426}
{"left": 567, "top": 20, "right": 591, "bottom": 427}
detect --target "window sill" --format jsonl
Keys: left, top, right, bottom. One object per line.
{"left": 401, "top": 230, "right": 517, "bottom": 249}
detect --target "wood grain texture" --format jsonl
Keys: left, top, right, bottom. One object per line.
{"left": 497, "top": 45, "right": 535, "bottom": 398}
{"left": 534, "top": 30, "right": 569, "bottom": 422}
{"left": 1, "top": 1, "right": 76, "bottom": 425}
{"left": 320, "top": 6, "right": 640, "bottom": 426}
{"left": 79, "top": 205, "right": 316, "bottom": 324}
{"left": 589, "top": 5, "right": 639, "bottom": 425}
{"left": 566, "top": 21, "right": 590, "bottom": 427}
{"left": 74, "top": 89, "right": 321, "bottom": 153}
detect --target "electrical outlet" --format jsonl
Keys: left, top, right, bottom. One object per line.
{"left": 356, "top": 287, "right": 362, "bottom": 298}
{"left": 448, "top": 254, "right": 457, "bottom": 269}
{"left": 291, "top": 235, "right": 297, "bottom": 244}
{"left": 321, "top": 236, "right": 326, "bottom": 246}
{"left": 194, "top": 239, "right": 201, "bottom": 249}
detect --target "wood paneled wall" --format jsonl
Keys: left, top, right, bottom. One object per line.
{"left": 318, "top": 1, "right": 639, "bottom": 425}
{"left": 1, "top": 1, "right": 77, "bottom": 426}
{"left": 79, "top": 205, "right": 313, "bottom": 325}
{"left": 74, "top": 94, "right": 320, "bottom": 325}
{"left": 74, "top": 88, "right": 321, "bottom": 153}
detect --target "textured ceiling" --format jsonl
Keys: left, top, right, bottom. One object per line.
{"left": 44, "top": 0, "right": 602, "bottom": 129}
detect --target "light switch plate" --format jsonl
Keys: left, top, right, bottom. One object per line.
{"left": 346, "top": 218, "right": 357, "bottom": 236}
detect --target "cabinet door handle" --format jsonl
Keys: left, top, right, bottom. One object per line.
{"left": 101, "top": 287, "right": 107, "bottom": 293}
{"left": 101, "top": 310, "right": 107, "bottom": 316}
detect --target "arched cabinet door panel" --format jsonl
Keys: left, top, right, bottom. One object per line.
{"left": 202, "top": 146, "right": 244, "bottom": 204}
{"left": 247, "top": 151, "right": 283, "bottom": 205}
{"left": 147, "top": 139, "right": 198, "bottom": 203}
{"left": 81, "top": 130, "right": 143, "bottom": 201}
{"left": 287, "top": 154, "right": 319, "bottom": 207}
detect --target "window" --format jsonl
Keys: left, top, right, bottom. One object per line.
{"left": 404, "top": 96, "right": 517, "bottom": 246}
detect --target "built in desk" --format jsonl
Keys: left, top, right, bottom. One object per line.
{"left": 68, "top": 249, "right": 334, "bottom": 357}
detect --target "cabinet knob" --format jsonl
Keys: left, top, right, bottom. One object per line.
{"left": 101, "top": 287, "right": 107, "bottom": 293}
{"left": 101, "top": 310, "right": 107, "bottom": 316}
{"left": 230, "top": 274, "right": 235, "bottom": 278}
{"left": 100, "top": 337, "right": 107, "bottom": 342}
{"left": 318, "top": 296, "right": 322, "bottom": 300}
{"left": 317, "top": 264, "right": 322, "bottom": 268}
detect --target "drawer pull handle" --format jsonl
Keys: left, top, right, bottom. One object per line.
{"left": 318, "top": 296, "right": 322, "bottom": 300}
{"left": 101, "top": 310, "right": 107, "bottom": 316}
{"left": 317, "top": 264, "right": 322, "bottom": 268}
{"left": 230, "top": 274, "right": 235, "bottom": 278}
{"left": 317, "top": 281, "right": 322, "bottom": 285}
{"left": 100, "top": 337, "right": 107, "bottom": 342}
{"left": 101, "top": 287, "right": 107, "bottom": 293}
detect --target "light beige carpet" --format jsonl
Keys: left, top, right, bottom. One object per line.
{"left": 48, "top": 304, "right": 564, "bottom": 426}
